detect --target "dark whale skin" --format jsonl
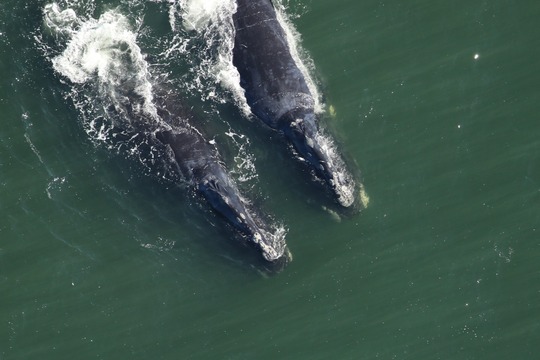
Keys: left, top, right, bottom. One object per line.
{"left": 232, "top": 0, "right": 357, "bottom": 208}
{"left": 153, "top": 106, "right": 288, "bottom": 265}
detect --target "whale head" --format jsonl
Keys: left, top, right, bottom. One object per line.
{"left": 198, "top": 163, "right": 289, "bottom": 264}
{"left": 156, "top": 129, "right": 290, "bottom": 267}
{"left": 280, "top": 110, "right": 357, "bottom": 208}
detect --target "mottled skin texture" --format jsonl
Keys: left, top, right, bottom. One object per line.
{"left": 154, "top": 105, "right": 288, "bottom": 264}
{"left": 233, "top": 0, "right": 356, "bottom": 207}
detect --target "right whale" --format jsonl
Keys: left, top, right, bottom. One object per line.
{"left": 154, "top": 103, "right": 289, "bottom": 266}
{"left": 232, "top": 0, "right": 357, "bottom": 208}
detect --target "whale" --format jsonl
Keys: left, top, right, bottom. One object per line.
{"left": 232, "top": 0, "right": 357, "bottom": 208}
{"left": 153, "top": 101, "right": 289, "bottom": 265}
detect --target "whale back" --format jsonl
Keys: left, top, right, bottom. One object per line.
{"left": 232, "top": 0, "right": 359, "bottom": 208}
{"left": 233, "top": 0, "right": 314, "bottom": 128}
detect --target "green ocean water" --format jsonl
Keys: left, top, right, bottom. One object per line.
{"left": 1, "top": 0, "right": 539, "bottom": 359}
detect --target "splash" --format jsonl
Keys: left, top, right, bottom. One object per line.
{"left": 181, "top": 0, "right": 234, "bottom": 31}
{"left": 178, "top": 0, "right": 250, "bottom": 114}
{"left": 43, "top": 3, "right": 81, "bottom": 37}
{"left": 41, "top": 3, "right": 178, "bottom": 181}
{"left": 45, "top": 4, "right": 159, "bottom": 122}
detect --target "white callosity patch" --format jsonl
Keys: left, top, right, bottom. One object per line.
{"left": 313, "top": 130, "right": 356, "bottom": 208}
{"left": 255, "top": 226, "right": 288, "bottom": 262}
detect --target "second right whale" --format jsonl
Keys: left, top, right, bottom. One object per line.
{"left": 232, "top": 0, "right": 357, "bottom": 208}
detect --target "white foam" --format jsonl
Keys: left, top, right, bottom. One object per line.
{"left": 181, "top": 0, "right": 234, "bottom": 31}
{"left": 46, "top": 4, "right": 159, "bottom": 121}
{"left": 43, "top": 3, "right": 81, "bottom": 37}
{"left": 41, "top": 3, "right": 180, "bottom": 181}
{"left": 273, "top": 2, "right": 324, "bottom": 114}
{"left": 166, "top": 0, "right": 251, "bottom": 115}
{"left": 225, "top": 131, "right": 258, "bottom": 186}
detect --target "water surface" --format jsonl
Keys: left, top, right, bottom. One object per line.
{"left": 1, "top": 0, "right": 539, "bottom": 359}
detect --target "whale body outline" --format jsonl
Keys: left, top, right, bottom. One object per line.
{"left": 232, "top": 0, "right": 358, "bottom": 208}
